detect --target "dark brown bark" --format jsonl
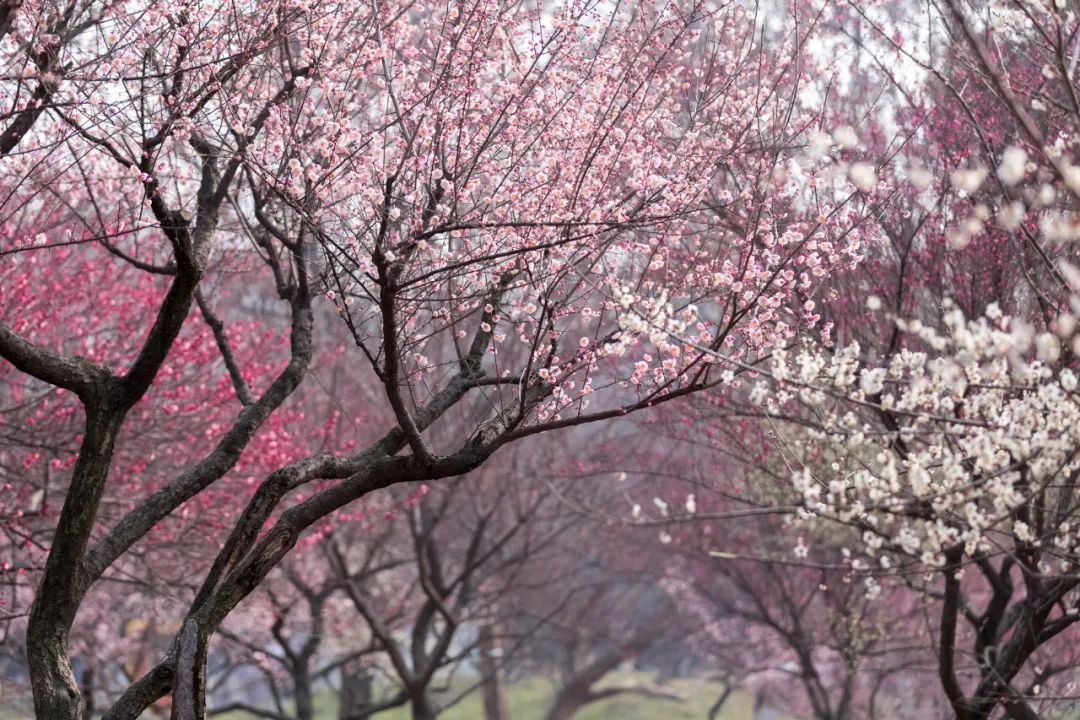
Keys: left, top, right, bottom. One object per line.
{"left": 19, "top": 106, "right": 227, "bottom": 719}
{"left": 101, "top": 663, "right": 175, "bottom": 720}
{"left": 410, "top": 692, "right": 438, "bottom": 720}
{"left": 26, "top": 404, "right": 123, "bottom": 720}
{"left": 938, "top": 550, "right": 972, "bottom": 720}
{"left": 293, "top": 667, "right": 314, "bottom": 720}
{"left": 171, "top": 619, "right": 209, "bottom": 720}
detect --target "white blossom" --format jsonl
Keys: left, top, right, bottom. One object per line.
{"left": 849, "top": 162, "right": 877, "bottom": 193}
{"left": 833, "top": 125, "right": 859, "bottom": 149}
{"left": 950, "top": 166, "right": 988, "bottom": 194}
{"left": 756, "top": 297, "right": 1080, "bottom": 588}
{"left": 996, "top": 146, "right": 1028, "bottom": 186}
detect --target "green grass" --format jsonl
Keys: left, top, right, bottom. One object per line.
{"left": 218, "top": 672, "right": 760, "bottom": 720}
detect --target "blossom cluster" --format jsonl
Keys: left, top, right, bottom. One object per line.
{"left": 760, "top": 294, "right": 1080, "bottom": 581}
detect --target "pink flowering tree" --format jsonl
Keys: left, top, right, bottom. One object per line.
{"left": 326, "top": 463, "right": 574, "bottom": 720}
{"left": 589, "top": 411, "right": 936, "bottom": 720}
{"left": 0, "top": 1, "right": 877, "bottom": 718}
{"left": 495, "top": 512, "right": 689, "bottom": 720}
{"left": 208, "top": 534, "right": 387, "bottom": 720}
{"left": 662, "top": 519, "right": 936, "bottom": 720}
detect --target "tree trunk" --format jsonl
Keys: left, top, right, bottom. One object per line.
{"left": 339, "top": 661, "right": 373, "bottom": 720}
{"left": 294, "top": 666, "right": 314, "bottom": 720}
{"left": 81, "top": 664, "right": 95, "bottom": 717}
{"left": 171, "top": 618, "right": 209, "bottom": 720}
{"left": 28, "top": 407, "right": 123, "bottom": 720}
{"left": 27, "top": 632, "right": 83, "bottom": 720}
{"left": 708, "top": 686, "right": 733, "bottom": 720}
{"left": 411, "top": 692, "right": 437, "bottom": 720}
{"left": 544, "top": 685, "right": 591, "bottom": 720}
{"left": 478, "top": 625, "right": 510, "bottom": 720}
{"left": 543, "top": 638, "right": 647, "bottom": 720}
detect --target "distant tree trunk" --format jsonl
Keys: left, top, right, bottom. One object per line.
{"left": 753, "top": 690, "right": 780, "bottom": 720}
{"left": 478, "top": 625, "right": 510, "bottom": 720}
{"left": 411, "top": 692, "right": 437, "bottom": 720}
{"left": 339, "top": 661, "right": 372, "bottom": 720}
{"left": 707, "top": 686, "right": 733, "bottom": 720}
{"left": 293, "top": 662, "right": 314, "bottom": 720}
{"left": 80, "top": 664, "right": 95, "bottom": 717}
{"left": 543, "top": 637, "right": 648, "bottom": 720}
{"left": 544, "top": 685, "right": 594, "bottom": 720}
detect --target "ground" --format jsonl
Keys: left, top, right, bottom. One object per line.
{"left": 216, "top": 672, "right": 762, "bottom": 720}
{"left": 0, "top": 672, "right": 767, "bottom": 719}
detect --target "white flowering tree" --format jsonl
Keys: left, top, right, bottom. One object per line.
{"left": 660, "top": 2, "right": 1080, "bottom": 717}
{"left": 755, "top": 290, "right": 1080, "bottom": 719}
{"left": 592, "top": 0, "right": 1080, "bottom": 713}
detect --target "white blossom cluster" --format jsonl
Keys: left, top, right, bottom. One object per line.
{"left": 763, "top": 297, "right": 1080, "bottom": 577}
{"left": 612, "top": 284, "right": 695, "bottom": 350}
